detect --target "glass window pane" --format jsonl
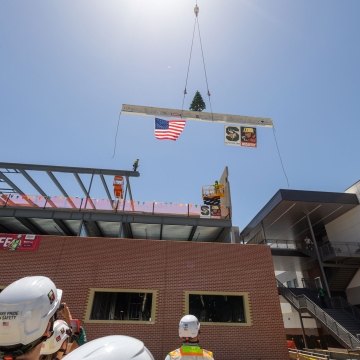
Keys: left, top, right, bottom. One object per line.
{"left": 90, "top": 291, "right": 153, "bottom": 321}
{"left": 189, "top": 294, "right": 246, "bottom": 323}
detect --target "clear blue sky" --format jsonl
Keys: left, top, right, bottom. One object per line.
{"left": 1, "top": 0, "right": 360, "bottom": 230}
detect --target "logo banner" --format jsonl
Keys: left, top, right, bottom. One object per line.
{"left": 0, "top": 234, "right": 41, "bottom": 251}
{"left": 241, "top": 127, "right": 257, "bottom": 147}
{"left": 200, "top": 205, "right": 211, "bottom": 218}
{"left": 224, "top": 126, "right": 240, "bottom": 145}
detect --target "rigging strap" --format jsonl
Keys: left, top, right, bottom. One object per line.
{"left": 182, "top": 3, "right": 214, "bottom": 120}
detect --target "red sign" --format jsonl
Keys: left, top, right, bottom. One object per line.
{"left": 0, "top": 234, "right": 41, "bottom": 251}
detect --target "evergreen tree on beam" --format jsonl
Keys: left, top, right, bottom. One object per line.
{"left": 189, "top": 91, "right": 206, "bottom": 112}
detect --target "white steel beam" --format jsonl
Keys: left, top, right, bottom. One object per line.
{"left": 122, "top": 104, "right": 273, "bottom": 127}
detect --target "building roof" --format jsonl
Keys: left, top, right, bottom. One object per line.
{"left": 241, "top": 189, "right": 359, "bottom": 244}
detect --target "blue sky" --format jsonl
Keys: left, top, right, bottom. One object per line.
{"left": 1, "top": 0, "right": 360, "bottom": 230}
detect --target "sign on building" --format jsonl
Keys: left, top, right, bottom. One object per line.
{"left": 0, "top": 234, "right": 41, "bottom": 251}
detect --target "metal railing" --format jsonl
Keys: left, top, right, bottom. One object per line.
{"left": 262, "top": 238, "right": 316, "bottom": 257}
{"left": 289, "top": 349, "right": 329, "bottom": 359}
{"left": 320, "top": 242, "right": 360, "bottom": 261}
{"left": 277, "top": 280, "right": 360, "bottom": 350}
{"left": 330, "top": 296, "right": 360, "bottom": 323}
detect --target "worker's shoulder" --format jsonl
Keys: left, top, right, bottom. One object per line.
{"left": 202, "top": 348, "right": 214, "bottom": 358}
{"left": 168, "top": 348, "right": 180, "bottom": 356}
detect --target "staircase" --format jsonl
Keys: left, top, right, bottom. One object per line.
{"left": 325, "top": 309, "right": 360, "bottom": 338}
{"left": 277, "top": 280, "right": 360, "bottom": 349}
{"left": 327, "top": 267, "right": 358, "bottom": 292}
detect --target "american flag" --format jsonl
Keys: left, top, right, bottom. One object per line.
{"left": 154, "top": 118, "right": 186, "bottom": 141}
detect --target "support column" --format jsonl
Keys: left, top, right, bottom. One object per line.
{"left": 305, "top": 213, "right": 331, "bottom": 298}
{"left": 299, "top": 312, "right": 308, "bottom": 349}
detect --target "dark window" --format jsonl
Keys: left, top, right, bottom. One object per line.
{"left": 90, "top": 291, "right": 153, "bottom": 321}
{"left": 189, "top": 294, "right": 246, "bottom": 323}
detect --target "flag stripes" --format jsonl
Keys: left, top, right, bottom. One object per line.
{"left": 154, "top": 118, "right": 186, "bottom": 141}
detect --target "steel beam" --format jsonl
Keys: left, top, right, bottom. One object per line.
{"left": 15, "top": 217, "right": 44, "bottom": 235}
{"left": 20, "top": 170, "right": 56, "bottom": 208}
{"left": 0, "top": 172, "right": 37, "bottom": 207}
{"left": 83, "top": 221, "right": 104, "bottom": 237}
{"left": 0, "top": 207, "right": 232, "bottom": 228}
{"left": 0, "top": 223, "right": 11, "bottom": 233}
{"left": 74, "top": 173, "right": 96, "bottom": 210}
{"left": 188, "top": 226, "right": 197, "bottom": 241}
{"left": 0, "top": 162, "right": 140, "bottom": 177}
{"left": 122, "top": 104, "right": 273, "bottom": 127}
{"left": 47, "top": 171, "right": 76, "bottom": 208}
{"left": 100, "top": 174, "right": 113, "bottom": 204}
{"left": 53, "top": 219, "right": 75, "bottom": 236}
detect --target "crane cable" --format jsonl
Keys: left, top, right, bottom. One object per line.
{"left": 112, "top": 110, "right": 122, "bottom": 158}
{"left": 181, "top": 2, "right": 214, "bottom": 119}
{"left": 272, "top": 125, "right": 290, "bottom": 188}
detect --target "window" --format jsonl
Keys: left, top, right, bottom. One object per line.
{"left": 185, "top": 291, "right": 252, "bottom": 326}
{"left": 86, "top": 289, "right": 157, "bottom": 324}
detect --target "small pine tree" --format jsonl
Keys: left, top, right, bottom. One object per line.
{"left": 189, "top": 91, "right": 206, "bottom": 112}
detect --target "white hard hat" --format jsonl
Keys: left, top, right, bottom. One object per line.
{"left": 179, "top": 315, "right": 200, "bottom": 338}
{"left": 62, "top": 335, "right": 155, "bottom": 360}
{"left": 40, "top": 320, "right": 70, "bottom": 355}
{"left": 0, "top": 276, "right": 62, "bottom": 354}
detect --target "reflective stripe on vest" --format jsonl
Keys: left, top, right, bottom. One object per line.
{"left": 168, "top": 346, "right": 213, "bottom": 359}
{"left": 180, "top": 345, "right": 203, "bottom": 356}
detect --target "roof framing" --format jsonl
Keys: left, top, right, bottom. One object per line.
{"left": 0, "top": 162, "right": 139, "bottom": 209}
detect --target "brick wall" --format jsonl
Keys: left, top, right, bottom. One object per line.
{"left": 0, "top": 235, "right": 288, "bottom": 360}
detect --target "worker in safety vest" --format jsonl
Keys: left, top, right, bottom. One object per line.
{"left": 165, "top": 315, "right": 214, "bottom": 360}
{"left": 0, "top": 276, "right": 62, "bottom": 360}
{"left": 213, "top": 181, "right": 220, "bottom": 194}
{"left": 62, "top": 335, "right": 155, "bottom": 360}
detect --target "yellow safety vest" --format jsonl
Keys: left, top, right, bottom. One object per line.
{"left": 168, "top": 345, "right": 214, "bottom": 360}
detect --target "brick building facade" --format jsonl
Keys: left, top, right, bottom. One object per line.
{"left": 0, "top": 235, "right": 288, "bottom": 360}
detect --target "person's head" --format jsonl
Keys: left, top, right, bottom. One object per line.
{"left": 61, "top": 335, "right": 155, "bottom": 360}
{"left": 40, "top": 320, "right": 71, "bottom": 358}
{"left": 0, "top": 276, "right": 62, "bottom": 360}
{"left": 178, "top": 315, "right": 200, "bottom": 343}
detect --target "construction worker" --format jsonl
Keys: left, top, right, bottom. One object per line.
{"left": 40, "top": 320, "right": 72, "bottom": 359}
{"left": 58, "top": 303, "right": 87, "bottom": 351}
{"left": 213, "top": 181, "right": 220, "bottom": 195}
{"left": 62, "top": 335, "right": 155, "bottom": 360}
{"left": 133, "top": 159, "right": 139, "bottom": 172}
{"left": 165, "top": 315, "right": 214, "bottom": 360}
{"left": 0, "top": 276, "right": 62, "bottom": 360}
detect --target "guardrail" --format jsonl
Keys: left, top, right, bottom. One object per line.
{"left": 289, "top": 348, "right": 329, "bottom": 359}
{"left": 330, "top": 296, "right": 360, "bottom": 323}
{"left": 320, "top": 242, "right": 360, "bottom": 261}
{"left": 0, "top": 193, "right": 230, "bottom": 219}
{"left": 277, "top": 280, "right": 360, "bottom": 350}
